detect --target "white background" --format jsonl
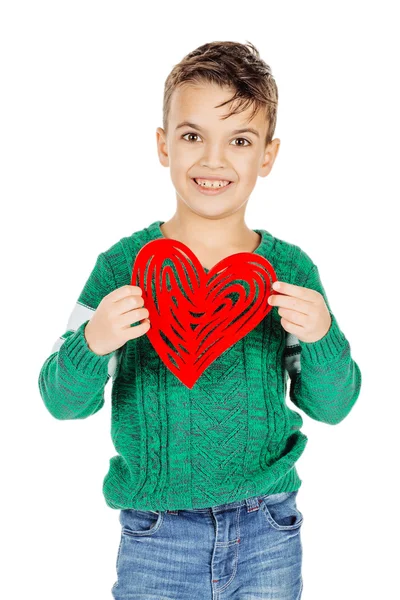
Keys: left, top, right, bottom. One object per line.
{"left": 1, "top": 1, "right": 398, "bottom": 598}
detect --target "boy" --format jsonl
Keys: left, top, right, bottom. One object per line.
{"left": 38, "top": 40, "right": 362, "bottom": 599}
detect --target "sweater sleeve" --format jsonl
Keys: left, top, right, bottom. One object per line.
{"left": 284, "top": 252, "right": 362, "bottom": 425}
{"left": 38, "top": 252, "right": 118, "bottom": 420}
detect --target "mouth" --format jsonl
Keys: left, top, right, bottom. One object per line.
{"left": 191, "top": 178, "right": 234, "bottom": 195}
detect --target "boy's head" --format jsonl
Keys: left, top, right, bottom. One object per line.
{"left": 156, "top": 41, "right": 281, "bottom": 221}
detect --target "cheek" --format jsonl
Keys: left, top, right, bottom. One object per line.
{"left": 234, "top": 155, "right": 259, "bottom": 176}
{"left": 170, "top": 147, "right": 192, "bottom": 171}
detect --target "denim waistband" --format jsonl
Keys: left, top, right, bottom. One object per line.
{"left": 166, "top": 491, "right": 294, "bottom": 515}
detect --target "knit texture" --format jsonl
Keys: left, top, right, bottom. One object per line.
{"left": 38, "top": 220, "right": 362, "bottom": 511}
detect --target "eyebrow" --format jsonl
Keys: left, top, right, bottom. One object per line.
{"left": 175, "top": 120, "right": 260, "bottom": 138}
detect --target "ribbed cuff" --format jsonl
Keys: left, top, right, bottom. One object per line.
{"left": 300, "top": 311, "right": 348, "bottom": 365}
{"left": 61, "top": 320, "right": 116, "bottom": 376}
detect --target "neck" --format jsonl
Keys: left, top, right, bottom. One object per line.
{"left": 161, "top": 208, "right": 257, "bottom": 252}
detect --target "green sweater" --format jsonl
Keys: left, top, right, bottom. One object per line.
{"left": 38, "top": 220, "right": 362, "bottom": 511}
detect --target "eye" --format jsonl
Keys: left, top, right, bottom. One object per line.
{"left": 232, "top": 137, "right": 251, "bottom": 147}
{"left": 181, "top": 132, "right": 251, "bottom": 147}
{"left": 182, "top": 132, "right": 201, "bottom": 143}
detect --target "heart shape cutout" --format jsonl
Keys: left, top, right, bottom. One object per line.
{"left": 131, "top": 238, "right": 279, "bottom": 388}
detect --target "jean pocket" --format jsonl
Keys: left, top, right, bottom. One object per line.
{"left": 259, "top": 491, "right": 304, "bottom": 531}
{"left": 119, "top": 508, "right": 164, "bottom": 537}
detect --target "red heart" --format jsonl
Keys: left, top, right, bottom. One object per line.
{"left": 131, "top": 238, "right": 279, "bottom": 389}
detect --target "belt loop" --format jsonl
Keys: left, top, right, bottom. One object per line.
{"left": 245, "top": 496, "right": 261, "bottom": 513}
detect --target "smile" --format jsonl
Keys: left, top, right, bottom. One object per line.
{"left": 190, "top": 178, "right": 234, "bottom": 195}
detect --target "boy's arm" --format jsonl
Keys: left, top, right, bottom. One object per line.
{"left": 284, "top": 255, "right": 362, "bottom": 425}
{"left": 38, "top": 252, "right": 118, "bottom": 420}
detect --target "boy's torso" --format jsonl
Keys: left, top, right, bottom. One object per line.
{"left": 97, "top": 220, "right": 309, "bottom": 510}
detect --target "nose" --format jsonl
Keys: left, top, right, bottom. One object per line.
{"left": 200, "top": 143, "right": 229, "bottom": 170}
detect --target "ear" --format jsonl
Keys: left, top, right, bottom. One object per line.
{"left": 156, "top": 127, "right": 169, "bottom": 167}
{"left": 259, "top": 138, "right": 280, "bottom": 177}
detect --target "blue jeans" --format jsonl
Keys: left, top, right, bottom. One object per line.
{"left": 111, "top": 490, "right": 304, "bottom": 599}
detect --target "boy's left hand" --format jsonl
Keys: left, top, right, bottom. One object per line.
{"left": 268, "top": 281, "right": 332, "bottom": 343}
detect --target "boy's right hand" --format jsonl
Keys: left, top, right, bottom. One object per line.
{"left": 84, "top": 285, "right": 151, "bottom": 356}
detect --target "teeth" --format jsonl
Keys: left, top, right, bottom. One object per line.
{"left": 195, "top": 178, "right": 230, "bottom": 188}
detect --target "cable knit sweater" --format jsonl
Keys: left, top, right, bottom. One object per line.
{"left": 38, "top": 220, "right": 362, "bottom": 511}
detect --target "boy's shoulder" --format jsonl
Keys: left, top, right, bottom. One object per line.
{"left": 100, "top": 223, "right": 151, "bottom": 261}
{"left": 96, "top": 224, "right": 156, "bottom": 287}
{"left": 265, "top": 229, "right": 317, "bottom": 282}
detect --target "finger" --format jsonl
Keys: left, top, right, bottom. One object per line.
{"left": 272, "top": 280, "right": 317, "bottom": 301}
{"left": 110, "top": 284, "right": 143, "bottom": 303}
{"left": 119, "top": 307, "right": 149, "bottom": 329}
{"left": 280, "top": 317, "right": 307, "bottom": 336}
{"left": 115, "top": 293, "right": 145, "bottom": 315}
{"left": 268, "top": 293, "right": 311, "bottom": 316}
{"left": 278, "top": 306, "right": 308, "bottom": 327}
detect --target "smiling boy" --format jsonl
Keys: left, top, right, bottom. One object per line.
{"left": 156, "top": 77, "right": 279, "bottom": 271}
{"left": 39, "top": 40, "right": 362, "bottom": 599}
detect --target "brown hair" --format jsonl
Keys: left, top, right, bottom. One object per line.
{"left": 162, "top": 40, "right": 278, "bottom": 148}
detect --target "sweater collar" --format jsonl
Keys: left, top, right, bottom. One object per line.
{"left": 145, "top": 220, "right": 274, "bottom": 272}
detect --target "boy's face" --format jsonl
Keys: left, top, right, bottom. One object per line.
{"left": 156, "top": 82, "right": 280, "bottom": 220}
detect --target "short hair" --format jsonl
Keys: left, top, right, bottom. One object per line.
{"left": 162, "top": 40, "right": 278, "bottom": 148}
